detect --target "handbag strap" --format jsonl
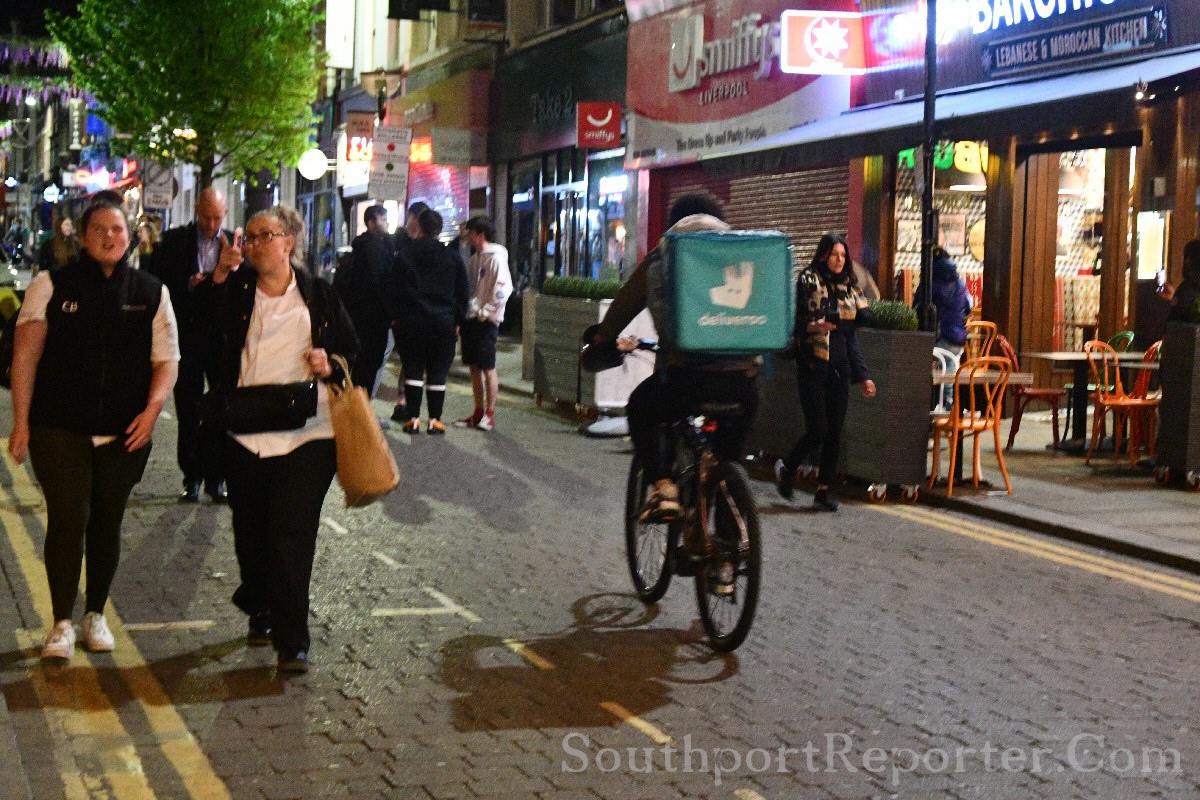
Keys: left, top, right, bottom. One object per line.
{"left": 328, "top": 353, "right": 352, "bottom": 396}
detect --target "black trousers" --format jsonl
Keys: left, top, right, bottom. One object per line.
{"left": 784, "top": 359, "right": 850, "bottom": 486}
{"left": 626, "top": 367, "right": 760, "bottom": 482}
{"left": 348, "top": 310, "right": 390, "bottom": 395}
{"left": 225, "top": 437, "right": 336, "bottom": 656}
{"left": 397, "top": 318, "right": 457, "bottom": 420}
{"left": 28, "top": 427, "right": 150, "bottom": 621}
{"left": 175, "top": 334, "right": 224, "bottom": 488}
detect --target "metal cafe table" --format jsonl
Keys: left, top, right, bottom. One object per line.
{"left": 1022, "top": 350, "right": 1147, "bottom": 450}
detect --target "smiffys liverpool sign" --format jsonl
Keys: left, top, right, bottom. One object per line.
{"left": 577, "top": 102, "right": 622, "bottom": 149}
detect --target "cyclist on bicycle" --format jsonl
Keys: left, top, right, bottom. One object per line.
{"left": 590, "top": 193, "right": 761, "bottom": 523}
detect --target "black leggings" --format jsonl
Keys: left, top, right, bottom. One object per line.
{"left": 784, "top": 359, "right": 850, "bottom": 486}
{"left": 225, "top": 437, "right": 336, "bottom": 656}
{"left": 626, "top": 368, "right": 760, "bottom": 482}
{"left": 398, "top": 319, "right": 457, "bottom": 421}
{"left": 29, "top": 427, "right": 150, "bottom": 621}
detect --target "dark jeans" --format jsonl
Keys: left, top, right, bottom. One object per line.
{"left": 28, "top": 427, "right": 150, "bottom": 621}
{"left": 349, "top": 311, "right": 390, "bottom": 395}
{"left": 397, "top": 318, "right": 457, "bottom": 420}
{"left": 225, "top": 437, "right": 336, "bottom": 656}
{"left": 176, "top": 334, "right": 224, "bottom": 488}
{"left": 784, "top": 359, "right": 850, "bottom": 486}
{"left": 626, "top": 367, "right": 760, "bottom": 482}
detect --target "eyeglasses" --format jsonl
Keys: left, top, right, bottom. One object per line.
{"left": 242, "top": 231, "right": 287, "bottom": 245}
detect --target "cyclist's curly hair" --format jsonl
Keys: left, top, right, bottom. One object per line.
{"left": 668, "top": 193, "right": 725, "bottom": 226}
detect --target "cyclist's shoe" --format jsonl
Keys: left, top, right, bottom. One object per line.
{"left": 639, "top": 482, "right": 682, "bottom": 523}
{"left": 774, "top": 459, "right": 795, "bottom": 500}
{"left": 402, "top": 418, "right": 421, "bottom": 435}
{"left": 813, "top": 488, "right": 840, "bottom": 512}
{"left": 710, "top": 560, "right": 737, "bottom": 596}
{"left": 427, "top": 419, "right": 446, "bottom": 435}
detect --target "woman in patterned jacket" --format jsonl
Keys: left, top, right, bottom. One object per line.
{"left": 775, "top": 233, "right": 877, "bottom": 511}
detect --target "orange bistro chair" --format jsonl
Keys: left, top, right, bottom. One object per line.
{"left": 998, "top": 335, "right": 1066, "bottom": 450}
{"left": 1084, "top": 340, "right": 1160, "bottom": 465}
{"left": 964, "top": 320, "right": 998, "bottom": 360}
{"left": 930, "top": 356, "right": 1014, "bottom": 496}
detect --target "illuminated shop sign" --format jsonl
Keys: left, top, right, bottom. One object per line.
{"left": 780, "top": 10, "right": 866, "bottom": 75}
{"left": 669, "top": 13, "right": 779, "bottom": 93}
{"left": 898, "top": 141, "right": 990, "bottom": 173}
{"left": 969, "top": 0, "right": 1130, "bottom": 36}
{"left": 983, "top": 4, "right": 1166, "bottom": 75}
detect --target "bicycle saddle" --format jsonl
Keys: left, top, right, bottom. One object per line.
{"left": 697, "top": 402, "right": 744, "bottom": 418}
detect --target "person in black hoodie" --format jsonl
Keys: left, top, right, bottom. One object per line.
{"left": 776, "top": 233, "right": 877, "bottom": 511}
{"left": 393, "top": 208, "right": 469, "bottom": 435}
{"left": 9, "top": 200, "right": 180, "bottom": 661}
{"left": 1164, "top": 239, "right": 1200, "bottom": 323}
{"left": 199, "top": 205, "right": 358, "bottom": 673}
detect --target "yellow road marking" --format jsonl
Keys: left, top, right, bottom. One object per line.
{"left": 874, "top": 504, "right": 1200, "bottom": 604}
{"left": 733, "top": 790, "right": 769, "bottom": 800}
{"left": 1, "top": 450, "right": 232, "bottom": 799}
{"left": 503, "top": 639, "right": 555, "bottom": 670}
{"left": 123, "top": 621, "right": 216, "bottom": 633}
{"left": 599, "top": 701, "right": 673, "bottom": 745}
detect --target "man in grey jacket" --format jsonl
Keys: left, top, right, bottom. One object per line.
{"left": 454, "top": 216, "right": 512, "bottom": 431}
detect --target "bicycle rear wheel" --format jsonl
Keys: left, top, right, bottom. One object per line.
{"left": 625, "top": 456, "right": 677, "bottom": 603}
{"left": 694, "top": 462, "right": 760, "bottom": 651}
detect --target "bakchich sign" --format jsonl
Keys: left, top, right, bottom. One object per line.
{"left": 982, "top": 4, "right": 1166, "bottom": 75}
{"left": 967, "top": 0, "right": 1134, "bottom": 35}
{"left": 627, "top": 0, "right": 857, "bottom": 168}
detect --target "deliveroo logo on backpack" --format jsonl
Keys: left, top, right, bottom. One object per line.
{"left": 702, "top": 261, "right": 768, "bottom": 326}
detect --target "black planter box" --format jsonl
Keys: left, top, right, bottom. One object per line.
{"left": 532, "top": 295, "right": 603, "bottom": 406}
{"left": 843, "top": 328, "right": 936, "bottom": 486}
{"left": 1156, "top": 322, "right": 1200, "bottom": 475}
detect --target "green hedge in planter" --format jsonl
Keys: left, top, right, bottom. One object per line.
{"left": 541, "top": 276, "right": 621, "bottom": 301}
{"left": 867, "top": 300, "right": 919, "bottom": 331}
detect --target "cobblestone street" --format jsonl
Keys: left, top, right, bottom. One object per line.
{"left": 0, "top": 379, "right": 1196, "bottom": 799}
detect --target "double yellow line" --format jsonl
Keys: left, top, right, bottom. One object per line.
{"left": 873, "top": 503, "right": 1200, "bottom": 604}
{"left": 0, "top": 446, "right": 231, "bottom": 799}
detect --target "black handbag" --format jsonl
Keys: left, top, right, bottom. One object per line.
{"left": 204, "top": 381, "right": 318, "bottom": 434}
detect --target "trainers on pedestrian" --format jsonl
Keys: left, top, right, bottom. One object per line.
{"left": 454, "top": 410, "right": 483, "bottom": 428}
{"left": 639, "top": 481, "right": 682, "bottom": 523}
{"left": 80, "top": 612, "right": 115, "bottom": 653}
{"left": 390, "top": 404, "right": 409, "bottom": 423}
{"left": 476, "top": 412, "right": 495, "bottom": 431}
{"left": 427, "top": 419, "right": 446, "bottom": 435}
{"left": 402, "top": 418, "right": 421, "bottom": 434}
{"left": 774, "top": 459, "right": 795, "bottom": 501}
{"left": 41, "top": 620, "right": 75, "bottom": 661}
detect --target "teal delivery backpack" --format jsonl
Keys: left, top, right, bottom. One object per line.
{"left": 651, "top": 230, "right": 795, "bottom": 355}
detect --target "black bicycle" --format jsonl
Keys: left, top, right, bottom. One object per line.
{"left": 581, "top": 330, "right": 761, "bottom": 651}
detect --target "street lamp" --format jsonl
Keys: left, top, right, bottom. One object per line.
{"left": 359, "top": 68, "right": 404, "bottom": 123}
{"left": 916, "top": 0, "right": 940, "bottom": 334}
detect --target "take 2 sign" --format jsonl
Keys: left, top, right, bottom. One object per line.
{"left": 576, "top": 102, "right": 622, "bottom": 149}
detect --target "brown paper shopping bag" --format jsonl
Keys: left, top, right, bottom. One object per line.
{"left": 328, "top": 355, "right": 400, "bottom": 507}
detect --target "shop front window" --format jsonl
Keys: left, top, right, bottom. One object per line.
{"left": 1055, "top": 149, "right": 1108, "bottom": 351}
{"left": 586, "top": 155, "right": 628, "bottom": 280}
{"left": 509, "top": 158, "right": 540, "bottom": 293}
{"left": 894, "top": 141, "right": 989, "bottom": 311}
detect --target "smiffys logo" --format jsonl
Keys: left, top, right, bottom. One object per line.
{"left": 669, "top": 13, "right": 780, "bottom": 93}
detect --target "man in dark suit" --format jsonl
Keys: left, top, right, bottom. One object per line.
{"left": 334, "top": 204, "right": 396, "bottom": 393}
{"left": 144, "top": 187, "right": 232, "bottom": 503}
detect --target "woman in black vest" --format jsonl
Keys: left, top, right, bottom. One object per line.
{"left": 202, "top": 205, "right": 358, "bottom": 673}
{"left": 8, "top": 200, "right": 180, "bottom": 661}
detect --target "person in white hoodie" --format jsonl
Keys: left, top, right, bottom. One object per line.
{"left": 455, "top": 216, "right": 512, "bottom": 431}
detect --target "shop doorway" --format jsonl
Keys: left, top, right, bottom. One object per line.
{"left": 541, "top": 185, "right": 587, "bottom": 279}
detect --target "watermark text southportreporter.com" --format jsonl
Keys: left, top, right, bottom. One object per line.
{"left": 560, "top": 733, "right": 1183, "bottom": 787}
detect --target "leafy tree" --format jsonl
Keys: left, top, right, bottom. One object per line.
{"left": 49, "top": 0, "right": 322, "bottom": 188}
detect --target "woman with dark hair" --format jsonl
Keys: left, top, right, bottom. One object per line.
{"left": 9, "top": 199, "right": 179, "bottom": 660}
{"left": 37, "top": 209, "right": 79, "bottom": 273}
{"left": 776, "top": 233, "right": 876, "bottom": 511}
{"left": 201, "top": 205, "right": 359, "bottom": 673}
{"left": 393, "top": 208, "right": 469, "bottom": 435}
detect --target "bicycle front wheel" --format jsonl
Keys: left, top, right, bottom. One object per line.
{"left": 625, "top": 456, "right": 676, "bottom": 603}
{"left": 694, "top": 462, "right": 761, "bottom": 651}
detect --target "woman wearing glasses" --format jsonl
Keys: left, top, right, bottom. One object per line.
{"left": 200, "top": 205, "right": 358, "bottom": 673}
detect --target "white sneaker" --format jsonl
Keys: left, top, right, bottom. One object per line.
{"left": 41, "top": 620, "right": 75, "bottom": 660}
{"left": 80, "top": 612, "right": 115, "bottom": 653}
{"left": 476, "top": 412, "right": 495, "bottom": 431}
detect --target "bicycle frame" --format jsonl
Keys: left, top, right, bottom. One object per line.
{"left": 671, "top": 417, "right": 751, "bottom": 558}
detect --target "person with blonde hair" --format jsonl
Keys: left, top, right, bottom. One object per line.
{"left": 197, "top": 204, "right": 358, "bottom": 673}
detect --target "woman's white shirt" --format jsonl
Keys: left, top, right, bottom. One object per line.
{"left": 234, "top": 272, "right": 333, "bottom": 457}
{"left": 17, "top": 270, "right": 180, "bottom": 446}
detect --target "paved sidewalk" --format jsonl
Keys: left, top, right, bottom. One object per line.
{"left": 477, "top": 337, "right": 1200, "bottom": 573}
